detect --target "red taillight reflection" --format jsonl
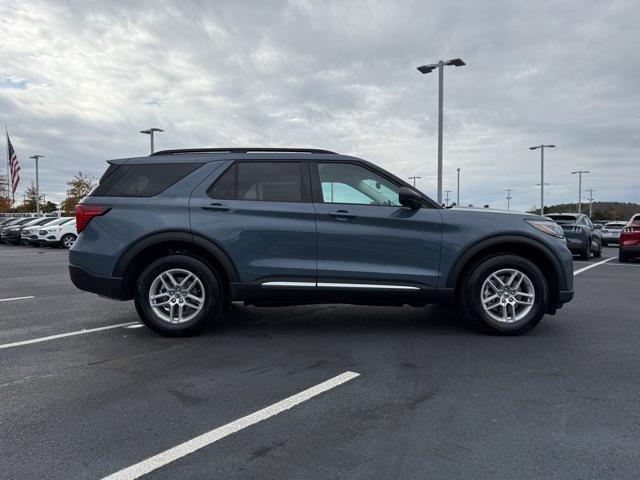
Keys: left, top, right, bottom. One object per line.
{"left": 75, "top": 205, "right": 111, "bottom": 234}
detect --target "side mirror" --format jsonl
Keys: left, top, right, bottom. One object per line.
{"left": 398, "top": 187, "right": 423, "bottom": 209}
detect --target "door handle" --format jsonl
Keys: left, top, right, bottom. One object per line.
{"left": 202, "top": 202, "right": 230, "bottom": 212}
{"left": 328, "top": 210, "right": 356, "bottom": 220}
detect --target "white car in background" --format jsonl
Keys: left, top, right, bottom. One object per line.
{"left": 35, "top": 217, "right": 77, "bottom": 248}
{"left": 601, "top": 221, "right": 627, "bottom": 246}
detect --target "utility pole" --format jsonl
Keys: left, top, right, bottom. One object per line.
{"left": 29, "top": 155, "right": 44, "bottom": 216}
{"left": 408, "top": 176, "right": 422, "bottom": 188}
{"left": 140, "top": 128, "right": 164, "bottom": 154}
{"left": 456, "top": 168, "right": 460, "bottom": 206}
{"left": 571, "top": 170, "right": 590, "bottom": 214}
{"left": 417, "top": 58, "right": 466, "bottom": 204}
{"left": 505, "top": 189, "right": 514, "bottom": 211}
{"left": 444, "top": 190, "right": 452, "bottom": 207}
{"left": 585, "top": 188, "right": 596, "bottom": 218}
{"left": 529, "top": 145, "right": 555, "bottom": 216}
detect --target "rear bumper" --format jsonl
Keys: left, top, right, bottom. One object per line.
{"left": 620, "top": 246, "right": 640, "bottom": 257}
{"left": 69, "top": 264, "right": 127, "bottom": 299}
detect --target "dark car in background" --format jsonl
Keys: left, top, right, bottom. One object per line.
{"left": 619, "top": 214, "right": 640, "bottom": 263}
{"left": 546, "top": 213, "right": 602, "bottom": 260}
{"left": 69, "top": 147, "right": 575, "bottom": 337}
{"left": 0, "top": 217, "right": 35, "bottom": 244}
{"left": 601, "top": 221, "right": 627, "bottom": 246}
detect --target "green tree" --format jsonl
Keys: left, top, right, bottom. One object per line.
{"left": 42, "top": 200, "right": 58, "bottom": 213}
{"left": 13, "top": 182, "right": 38, "bottom": 212}
{"left": 60, "top": 172, "right": 97, "bottom": 215}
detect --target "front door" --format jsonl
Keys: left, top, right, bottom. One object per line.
{"left": 311, "top": 161, "right": 443, "bottom": 294}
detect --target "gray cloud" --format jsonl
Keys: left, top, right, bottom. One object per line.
{"left": 0, "top": 0, "right": 638, "bottom": 210}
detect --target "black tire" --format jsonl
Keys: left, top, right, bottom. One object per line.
{"left": 619, "top": 249, "right": 628, "bottom": 263}
{"left": 579, "top": 240, "right": 590, "bottom": 260}
{"left": 134, "top": 254, "right": 223, "bottom": 336}
{"left": 60, "top": 233, "right": 77, "bottom": 249}
{"left": 460, "top": 254, "right": 549, "bottom": 336}
{"left": 592, "top": 238, "right": 602, "bottom": 258}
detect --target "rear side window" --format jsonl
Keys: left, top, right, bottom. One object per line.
{"left": 208, "top": 162, "right": 304, "bottom": 202}
{"left": 92, "top": 163, "right": 202, "bottom": 197}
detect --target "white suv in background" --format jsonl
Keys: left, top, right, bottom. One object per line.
{"left": 36, "top": 217, "right": 77, "bottom": 248}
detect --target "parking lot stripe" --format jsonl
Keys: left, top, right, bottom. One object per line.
{"left": 0, "top": 322, "right": 138, "bottom": 350}
{"left": 573, "top": 257, "right": 615, "bottom": 276}
{"left": 0, "top": 296, "right": 35, "bottom": 303}
{"left": 101, "top": 370, "right": 361, "bottom": 480}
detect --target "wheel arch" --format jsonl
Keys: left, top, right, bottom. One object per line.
{"left": 114, "top": 230, "right": 239, "bottom": 300}
{"left": 447, "top": 234, "right": 568, "bottom": 311}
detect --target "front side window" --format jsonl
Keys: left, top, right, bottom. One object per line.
{"left": 317, "top": 163, "right": 401, "bottom": 206}
{"left": 208, "top": 162, "right": 303, "bottom": 202}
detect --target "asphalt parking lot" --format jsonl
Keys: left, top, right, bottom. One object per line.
{"left": 1, "top": 246, "right": 639, "bottom": 480}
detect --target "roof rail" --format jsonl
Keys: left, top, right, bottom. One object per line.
{"left": 150, "top": 147, "right": 337, "bottom": 156}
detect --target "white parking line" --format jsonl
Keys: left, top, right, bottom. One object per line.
{"left": 0, "top": 296, "right": 35, "bottom": 303}
{"left": 101, "top": 371, "right": 361, "bottom": 480}
{"left": 0, "top": 322, "right": 139, "bottom": 350}
{"left": 573, "top": 257, "right": 615, "bottom": 276}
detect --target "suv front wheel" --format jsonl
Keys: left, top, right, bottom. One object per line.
{"left": 134, "top": 254, "right": 223, "bottom": 336}
{"left": 461, "top": 255, "right": 549, "bottom": 335}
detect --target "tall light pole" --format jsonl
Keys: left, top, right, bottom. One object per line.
{"left": 140, "top": 128, "right": 164, "bottom": 154}
{"left": 417, "top": 58, "right": 466, "bottom": 204}
{"left": 571, "top": 170, "right": 590, "bottom": 213}
{"left": 444, "top": 190, "right": 452, "bottom": 207}
{"left": 529, "top": 144, "right": 555, "bottom": 216}
{"left": 456, "top": 168, "right": 460, "bottom": 206}
{"left": 29, "top": 155, "right": 44, "bottom": 216}
{"left": 505, "top": 189, "right": 514, "bottom": 211}
{"left": 585, "top": 188, "right": 596, "bottom": 218}
{"left": 408, "top": 176, "right": 422, "bottom": 188}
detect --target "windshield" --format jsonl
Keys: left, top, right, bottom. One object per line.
{"left": 604, "top": 223, "right": 624, "bottom": 230}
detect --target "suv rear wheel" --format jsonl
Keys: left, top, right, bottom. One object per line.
{"left": 134, "top": 254, "right": 223, "bottom": 336}
{"left": 461, "top": 255, "right": 549, "bottom": 335}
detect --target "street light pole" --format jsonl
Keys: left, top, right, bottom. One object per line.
{"left": 140, "top": 128, "right": 164, "bottom": 154}
{"left": 571, "top": 170, "right": 590, "bottom": 214}
{"left": 585, "top": 188, "right": 596, "bottom": 218}
{"left": 417, "top": 58, "right": 466, "bottom": 204}
{"left": 505, "top": 189, "right": 514, "bottom": 211}
{"left": 408, "top": 176, "right": 422, "bottom": 188}
{"left": 456, "top": 168, "right": 460, "bottom": 206}
{"left": 29, "top": 155, "right": 44, "bottom": 216}
{"left": 529, "top": 144, "right": 555, "bottom": 216}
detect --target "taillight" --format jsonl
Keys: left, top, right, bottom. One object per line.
{"left": 623, "top": 226, "right": 640, "bottom": 233}
{"left": 76, "top": 205, "right": 111, "bottom": 234}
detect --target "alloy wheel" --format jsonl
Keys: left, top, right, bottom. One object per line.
{"left": 148, "top": 268, "right": 206, "bottom": 324}
{"left": 480, "top": 268, "right": 535, "bottom": 323}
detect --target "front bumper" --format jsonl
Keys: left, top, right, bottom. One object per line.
{"left": 69, "top": 264, "right": 127, "bottom": 299}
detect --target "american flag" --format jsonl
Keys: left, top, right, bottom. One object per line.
{"left": 7, "top": 134, "right": 20, "bottom": 194}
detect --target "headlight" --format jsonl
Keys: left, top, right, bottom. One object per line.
{"left": 525, "top": 220, "right": 565, "bottom": 238}
{"left": 49, "top": 228, "right": 61, "bottom": 232}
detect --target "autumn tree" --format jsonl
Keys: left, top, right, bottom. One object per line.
{"left": 0, "top": 174, "right": 11, "bottom": 213}
{"left": 12, "top": 182, "right": 38, "bottom": 212}
{"left": 60, "top": 172, "right": 97, "bottom": 215}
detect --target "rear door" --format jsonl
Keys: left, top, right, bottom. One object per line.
{"left": 189, "top": 160, "right": 317, "bottom": 288}
{"left": 311, "top": 161, "right": 443, "bottom": 293}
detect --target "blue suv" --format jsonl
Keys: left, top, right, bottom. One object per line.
{"left": 69, "top": 148, "right": 574, "bottom": 336}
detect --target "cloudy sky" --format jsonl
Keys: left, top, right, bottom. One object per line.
{"left": 1, "top": 0, "right": 638, "bottom": 210}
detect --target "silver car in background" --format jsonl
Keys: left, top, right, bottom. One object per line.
{"left": 601, "top": 221, "right": 627, "bottom": 246}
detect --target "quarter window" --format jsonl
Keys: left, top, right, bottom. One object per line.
{"left": 92, "top": 163, "right": 202, "bottom": 197}
{"left": 317, "top": 163, "right": 401, "bottom": 206}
